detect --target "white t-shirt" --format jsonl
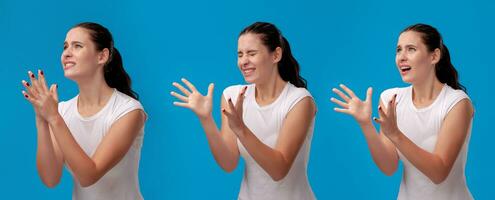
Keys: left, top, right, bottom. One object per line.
{"left": 223, "top": 82, "right": 316, "bottom": 200}
{"left": 380, "top": 84, "right": 473, "bottom": 200}
{"left": 58, "top": 89, "right": 146, "bottom": 200}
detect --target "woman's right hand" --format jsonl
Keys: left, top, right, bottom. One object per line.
{"left": 171, "top": 78, "right": 214, "bottom": 119}
{"left": 331, "top": 84, "right": 373, "bottom": 125}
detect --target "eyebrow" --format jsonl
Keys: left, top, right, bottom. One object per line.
{"left": 63, "top": 41, "right": 84, "bottom": 46}
{"left": 397, "top": 44, "right": 417, "bottom": 48}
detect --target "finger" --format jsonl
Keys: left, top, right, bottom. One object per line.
{"left": 365, "top": 87, "right": 373, "bottom": 103}
{"left": 227, "top": 98, "right": 236, "bottom": 114}
{"left": 206, "top": 83, "right": 214, "bottom": 97}
{"left": 330, "top": 97, "right": 348, "bottom": 109}
{"left": 391, "top": 94, "right": 397, "bottom": 117}
{"left": 378, "top": 105, "right": 387, "bottom": 120}
{"left": 221, "top": 108, "right": 235, "bottom": 119}
{"left": 333, "top": 107, "right": 350, "bottom": 114}
{"left": 38, "top": 69, "right": 49, "bottom": 92}
{"left": 173, "top": 101, "right": 190, "bottom": 108}
{"left": 235, "top": 86, "right": 247, "bottom": 113}
{"left": 21, "top": 80, "right": 37, "bottom": 98}
{"left": 373, "top": 117, "right": 383, "bottom": 124}
{"left": 172, "top": 82, "right": 191, "bottom": 96}
{"left": 28, "top": 71, "right": 40, "bottom": 94}
{"left": 387, "top": 94, "right": 396, "bottom": 115}
{"left": 339, "top": 84, "right": 357, "bottom": 98}
{"left": 21, "top": 90, "right": 36, "bottom": 104}
{"left": 170, "top": 91, "right": 188, "bottom": 102}
{"left": 50, "top": 84, "right": 59, "bottom": 102}
{"left": 332, "top": 88, "right": 350, "bottom": 102}
{"left": 181, "top": 78, "right": 198, "bottom": 93}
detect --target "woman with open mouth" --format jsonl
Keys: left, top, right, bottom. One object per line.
{"left": 21, "top": 22, "right": 146, "bottom": 200}
{"left": 331, "top": 23, "right": 473, "bottom": 200}
{"left": 171, "top": 22, "right": 316, "bottom": 200}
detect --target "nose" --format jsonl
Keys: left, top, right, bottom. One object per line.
{"left": 238, "top": 55, "right": 248, "bottom": 67}
{"left": 62, "top": 47, "right": 73, "bottom": 59}
{"left": 397, "top": 50, "right": 407, "bottom": 63}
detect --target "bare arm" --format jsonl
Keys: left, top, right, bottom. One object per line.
{"left": 171, "top": 79, "right": 240, "bottom": 171}
{"left": 377, "top": 96, "right": 473, "bottom": 184}
{"left": 331, "top": 84, "right": 398, "bottom": 175}
{"left": 223, "top": 96, "right": 316, "bottom": 181}
{"left": 23, "top": 70, "right": 145, "bottom": 187}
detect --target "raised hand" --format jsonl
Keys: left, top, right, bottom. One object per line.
{"left": 21, "top": 70, "right": 59, "bottom": 123}
{"left": 171, "top": 78, "right": 214, "bottom": 119}
{"left": 374, "top": 94, "right": 400, "bottom": 140}
{"left": 331, "top": 84, "right": 373, "bottom": 124}
{"left": 221, "top": 86, "right": 247, "bottom": 136}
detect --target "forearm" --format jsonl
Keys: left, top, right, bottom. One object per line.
{"left": 237, "top": 127, "right": 290, "bottom": 181}
{"left": 35, "top": 116, "right": 63, "bottom": 187}
{"left": 48, "top": 114, "right": 100, "bottom": 187}
{"left": 390, "top": 133, "right": 449, "bottom": 184}
{"left": 199, "top": 116, "right": 239, "bottom": 171}
{"left": 359, "top": 121, "right": 398, "bottom": 175}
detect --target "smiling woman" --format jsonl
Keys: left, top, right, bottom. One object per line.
{"left": 331, "top": 23, "right": 473, "bottom": 200}
{"left": 21, "top": 22, "right": 146, "bottom": 200}
{"left": 170, "top": 22, "right": 316, "bottom": 200}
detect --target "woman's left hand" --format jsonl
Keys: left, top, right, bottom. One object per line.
{"left": 222, "top": 86, "right": 248, "bottom": 136}
{"left": 374, "top": 94, "right": 401, "bottom": 142}
{"left": 22, "top": 70, "right": 59, "bottom": 123}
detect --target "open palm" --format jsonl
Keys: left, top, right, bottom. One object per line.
{"left": 331, "top": 84, "right": 373, "bottom": 124}
{"left": 171, "top": 78, "right": 214, "bottom": 119}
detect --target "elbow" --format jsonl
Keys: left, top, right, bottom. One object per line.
{"left": 220, "top": 162, "right": 238, "bottom": 173}
{"left": 430, "top": 173, "right": 448, "bottom": 185}
{"left": 382, "top": 169, "right": 396, "bottom": 176}
{"left": 379, "top": 164, "right": 398, "bottom": 176}
{"left": 270, "top": 169, "right": 290, "bottom": 182}
{"left": 79, "top": 175, "right": 102, "bottom": 188}
{"left": 41, "top": 178, "right": 60, "bottom": 188}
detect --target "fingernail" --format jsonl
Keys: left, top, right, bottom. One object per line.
{"left": 40, "top": 70, "right": 44, "bottom": 76}
{"left": 24, "top": 94, "right": 28, "bottom": 98}
{"left": 29, "top": 71, "right": 34, "bottom": 78}
{"left": 373, "top": 117, "right": 377, "bottom": 121}
{"left": 26, "top": 82, "right": 30, "bottom": 87}
{"left": 378, "top": 106, "right": 382, "bottom": 110}
{"left": 56, "top": 84, "right": 58, "bottom": 89}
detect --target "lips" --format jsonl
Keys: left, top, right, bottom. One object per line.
{"left": 242, "top": 67, "right": 255, "bottom": 76}
{"left": 63, "top": 61, "right": 76, "bottom": 70}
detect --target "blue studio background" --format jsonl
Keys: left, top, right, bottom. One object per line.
{"left": 1, "top": 0, "right": 493, "bottom": 199}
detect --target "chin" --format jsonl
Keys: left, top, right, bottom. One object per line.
{"left": 243, "top": 76, "right": 256, "bottom": 84}
{"left": 400, "top": 76, "right": 414, "bottom": 84}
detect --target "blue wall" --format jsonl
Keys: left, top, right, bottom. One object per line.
{"left": 1, "top": 0, "right": 493, "bottom": 199}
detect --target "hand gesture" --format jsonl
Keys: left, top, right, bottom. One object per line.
{"left": 374, "top": 94, "right": 400, "bottom": 140}
{"left": 331, "top": 84, "right": 373, "bottom": 125}
{"left": 21, "top": 70, "right": 59, "bottom": 123}
{"left": 171, "top": 78, "right": 214, "bottom": 119}
{"left": 221, "top": 86, "right": 247, "bottom": 136}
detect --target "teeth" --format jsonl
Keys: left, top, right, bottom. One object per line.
{"left": 65, "top": 63, "right": 75, "bottom": 67}
{"left": 243, "top": 69, "right": 254, "bottom": 73}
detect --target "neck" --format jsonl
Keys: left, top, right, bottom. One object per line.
{"left": 411, "top": 75, "right": 444, "bottom": 103}
{"left": 76, "top": 73, "right": 114, "bottom": 107}
{"left": 255, "top": 74, "right": 287, "bottom": 102}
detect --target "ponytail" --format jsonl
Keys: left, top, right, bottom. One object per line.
{"left": 279, "top": 36, "right": 307, "bottom": 88}
{"left": 240, "top": 22, "right": 307, "bottom": 88}
{"left": 74, "top": 22, "right": 139, "bottom": 99}
{"left": 402, "top": 23, "right": 466, "bottom": 93}
{"left": 104, "top": 47, "right": 138, "bottom": 99}
{"left": 435, "top": 44, "right": 466, "bottom": 92}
